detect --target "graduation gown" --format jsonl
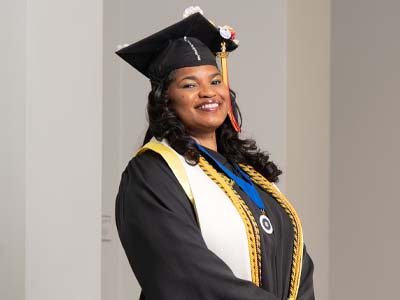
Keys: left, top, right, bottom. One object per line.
{"left": 115, "top": 147, "right": 315, "bottom": 300}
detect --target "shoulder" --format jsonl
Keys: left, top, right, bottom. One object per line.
{"left": 129, "top": 149, "right": 171, "bottom": 172}
{"left": 121, "top": 149, "right": 179, "bottom": 190}
{"left": 116, "top": 149, "right": 196, "bottom": 226}
{"left": 115, "top": 151, "right": 199, "bottom": 247}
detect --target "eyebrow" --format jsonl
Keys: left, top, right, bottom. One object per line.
{"left": 178, "top": 72, "right": 221, "bottom": 83}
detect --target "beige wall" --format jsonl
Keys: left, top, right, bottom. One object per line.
{"left": 25, "top": 1, "right": 103, "bottom": 299}
{"left": 331, "top": 1, "right": 400, "bottom": 299}
{"left": 0, "top": 1, "right": 27, "bottom": 299}
{"left": 287, "top": 1, "right": 331, "bottom": 300}
{"left": 1, "top": 1, "right": 103, "bottom": 299}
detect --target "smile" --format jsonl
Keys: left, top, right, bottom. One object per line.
{"left": 197, "top": 102, "right": 220, "bottom": 111}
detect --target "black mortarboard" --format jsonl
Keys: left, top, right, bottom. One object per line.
{"left": 115, "top": 12, "right": 238, "bottom": 82}
{"left": 116, "top": 9, "right": 241, "bottom": 132}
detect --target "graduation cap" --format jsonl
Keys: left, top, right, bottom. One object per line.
{"left": 116, "top": 8, "right": 241, "bottom": 132}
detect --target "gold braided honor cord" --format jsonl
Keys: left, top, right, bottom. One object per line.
{"left": 239, "top": 164, "right": 304, "bottom": 300}
{"left": 198, "top": 156, "right": 263, "bottom": 286}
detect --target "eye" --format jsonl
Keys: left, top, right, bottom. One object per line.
{"left": 211, "top": 79, "right": 222, "bottom": 85}
{"left": 182, "top": 82, "right": 197, "bottom": 89}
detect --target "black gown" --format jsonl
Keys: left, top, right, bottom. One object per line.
{"left": 116, "top": 148, "right": 315, "bottom": 300}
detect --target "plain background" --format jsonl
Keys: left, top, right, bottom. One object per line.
{"left": 2, "top": 0, "right": 399, "bottom": 300}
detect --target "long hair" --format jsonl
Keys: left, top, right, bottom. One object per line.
{"left": 143, "top": 71, "right": 282, "bottom": 182}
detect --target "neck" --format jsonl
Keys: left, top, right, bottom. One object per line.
{"left": 191, "top": 132, "right": 217, "bottom": 152}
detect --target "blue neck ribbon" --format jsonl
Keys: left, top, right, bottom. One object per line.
{"left": 196, "top": 144, "right": 266, "bottom": 212}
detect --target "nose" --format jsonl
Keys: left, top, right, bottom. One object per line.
{"left": 199, "top": 83, "right": 216, "bottom": 98}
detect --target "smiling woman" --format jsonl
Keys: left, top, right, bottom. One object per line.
{"left": 115, "top": 7, "right": 315, "bottom": 300}
{"left": 168, "top": 65, "right": 229, "bottom": 149}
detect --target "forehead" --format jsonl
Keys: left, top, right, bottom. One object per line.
{"left": 173, "top": 65, "right": 220, "bottom": 79}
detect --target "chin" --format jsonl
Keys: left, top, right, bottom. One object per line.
{"left": 203, "top": 118, "right": 225, "bottom": 128}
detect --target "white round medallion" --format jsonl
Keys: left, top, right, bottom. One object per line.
{"left": 259, "top": 214, "right": 273, "bottom": 234}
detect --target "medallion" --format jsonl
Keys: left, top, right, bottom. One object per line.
{"left": 259, "top": 214, "right": 273, "bottom": 234}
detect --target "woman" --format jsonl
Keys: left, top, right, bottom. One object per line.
{"left": 115, "top": 8, "right": 315, "bottom": 300}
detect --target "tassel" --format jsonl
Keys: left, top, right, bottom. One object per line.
{"left": 218, "top": 42, "right": 241, "bottom": 132}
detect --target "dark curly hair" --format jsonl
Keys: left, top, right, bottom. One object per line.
{"left": 142, "top": 70, "right": 282, "bottom": 182}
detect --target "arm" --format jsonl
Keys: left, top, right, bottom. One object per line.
{"left": 116, "top": 151, "right": 279, "bottom": 300}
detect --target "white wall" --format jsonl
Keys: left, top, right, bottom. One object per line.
{"left": 287, "top": 1, "right": 331, "bottom": 300}
{"left": 331, "top": 1, "right": 400, "bottom": 299}
{"left": 102, "top": 0, "right": 128, "bottom": 299}
{"left": 25, "top": 1, "right": 103, "bottom": 298}
{"left": 0, "top": 1, "right": 27, "bottom": 299}
{"left": 0, "top": 1, "right": 103, "bottom": 299}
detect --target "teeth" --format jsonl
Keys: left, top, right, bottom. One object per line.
{"left": 199, "top": 103, "right": 219, "bottom": 109}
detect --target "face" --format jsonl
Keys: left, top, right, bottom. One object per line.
{"left": 167, "top": 65, "right": 229, "bottom": 137}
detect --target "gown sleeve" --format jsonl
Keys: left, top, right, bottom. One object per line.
{"left": 116, "top": 151, "right": 280, "bottom": 300}
{"left": 296, "top": 245, "right": 315, "bottom": 300}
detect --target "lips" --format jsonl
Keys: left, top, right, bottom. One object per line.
{"left": 195, "top": 100, "right": 220, "bottom": 111}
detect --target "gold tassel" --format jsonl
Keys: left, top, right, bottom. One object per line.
{"left": 217, "top": 42, "right": 241, "bottom": 132}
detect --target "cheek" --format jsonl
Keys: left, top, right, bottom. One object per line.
{"left": 216, "top": 86, "right": 229, "bottom": 101}
{"left": 170, "top": 97, "right": 192, "bottom": 120}
{"left": 171, "top": 96, "right": 185, "bottom": 111}
{"left": 220, "top": 90, "right": 230, "bottom": 110}
{"left": 172, "top": 93, "right": 193, "bottom": 111}
{"left": 222, "top": 88, "right": 230, "bottom": 100}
